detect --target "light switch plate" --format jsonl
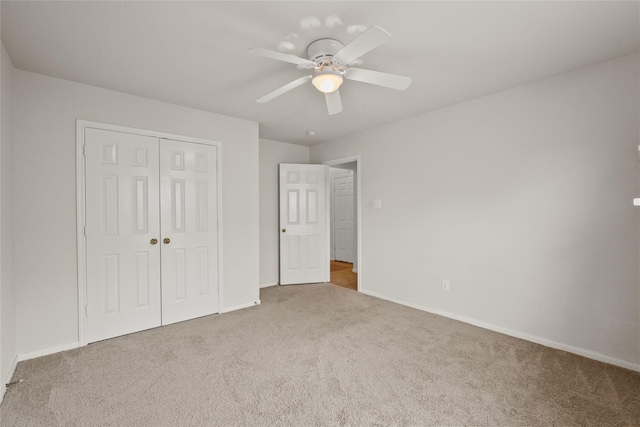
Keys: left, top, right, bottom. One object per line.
{"left": 373, "top": 199, "right": 382, "bottom": 208}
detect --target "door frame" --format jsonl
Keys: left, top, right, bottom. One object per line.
{"left": 75, "top": 120, "right": 223, "bottom": 346}
{"left": 323, "top": 156, "right": 361, "bottom": 291}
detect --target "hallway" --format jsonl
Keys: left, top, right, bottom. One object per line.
{"left": 330, "top": 261, "right": 357, "bottom": 290}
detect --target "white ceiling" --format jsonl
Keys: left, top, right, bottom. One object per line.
{"left": 2, "top": 1, "right": 638, "bottom": 146}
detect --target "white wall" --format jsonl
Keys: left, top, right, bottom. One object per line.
{"left": 13, "top": 70, "right": 260, "bottom": 355}
{"left": 311, "top": 53, "right": 640, "bottom": 368}
{"left": 259, "top": 138, "right": 309, "bottom": 287}
{"left": 1, "top": 43, "right": 17, "bottom": 398}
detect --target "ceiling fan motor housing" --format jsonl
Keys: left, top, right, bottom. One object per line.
{"left": 307, "top": 38, "right": 345, "bottom": 66}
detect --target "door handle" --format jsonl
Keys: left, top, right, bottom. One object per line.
{"left": 281, "top": 228, "right": 286, "bottom": 233}
{"left": 163, "top": 238, "right": 171, "bottom": 244}
{"left": 150, "top": 238, "right": 158, "bottom": 245}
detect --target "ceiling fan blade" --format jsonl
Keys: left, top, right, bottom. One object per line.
{"left": 247, "top": 47, "right": 314, "bottom": 67}
{"left": 344, "top": 68, "right": 412, "bottom": 91}
{"left": 325, "top": 90, "right": 343, "bottom": 115}
{"left": 256, "top": 75, "right": 312, "bottom": 103}
{"left": 333, "top": 26, "right": 391, "bottom": 65}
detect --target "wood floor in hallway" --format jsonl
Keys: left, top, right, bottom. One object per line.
{"left": 330, "top": 261, "right": 357, "bottom": 290}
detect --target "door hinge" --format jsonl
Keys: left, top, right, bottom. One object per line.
{"left": 82, "top": 145, "right": 86, "bottom": 156}
{"left": 85, "top": 305, "right": 88, "bottom": 317}
{"left": 83, "top": 226, "right": 86, "bottom": 236}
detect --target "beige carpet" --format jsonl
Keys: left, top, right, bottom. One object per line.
{"left": 1, "top": 283, "right": 638, "bottom": 426}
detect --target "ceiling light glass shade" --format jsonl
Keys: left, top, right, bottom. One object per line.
{"left": 312, "top": 72, "right": 343, "bottom": 93}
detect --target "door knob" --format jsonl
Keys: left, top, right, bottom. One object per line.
{"left": 163, "top": 238, "right": 171, "bottom": 244}
{"left": 150, "top": 238, "right": 158, "bottom": 245}
{"left": 281, "top": 228, "right": 286, "bottom": 233}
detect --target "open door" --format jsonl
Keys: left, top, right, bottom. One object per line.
{"left": 279, "top": 164, "right": 330, "bottom": 285}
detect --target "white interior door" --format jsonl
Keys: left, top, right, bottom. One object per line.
{"left": 160, "top": 139, "right": 219, "bottom": 325}
{"left": 279, "top": 164, "right": 329, "bottom": 285}
{"left": 334, "top": 175, "right": 355, "bottom": 263}
{"left": 85, "top": 128, "right": 162, "bottom": 343}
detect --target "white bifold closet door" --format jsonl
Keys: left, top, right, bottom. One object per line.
{"left": 159, "top": 139, "right": 219, "bottom": 326}
{"left": 85, "top": 128, "right": 218, "bottom": 343}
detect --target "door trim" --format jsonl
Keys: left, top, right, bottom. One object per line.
{"left": 76, "top": 120, "right": 223, "bottom": 346}
{"left": 322, "top": 156, "right": 361, "bottom": 291}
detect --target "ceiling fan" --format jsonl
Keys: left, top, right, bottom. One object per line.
{"left": 247, "top": 26, "right": 412, "bottom": 115}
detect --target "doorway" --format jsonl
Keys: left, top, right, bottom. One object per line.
{"left": 324, "top": 157, "right": 360, "bottom": 291}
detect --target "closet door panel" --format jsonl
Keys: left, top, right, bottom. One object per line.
{"left": 160, "top": 139, "right": 219, "bottom": 325}
{"left": 85, "top": 128, "right": 161, "bottom": 343}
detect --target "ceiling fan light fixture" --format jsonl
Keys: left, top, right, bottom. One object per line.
{"left": 312, "top": 71, "right": 343, "bottom": 93}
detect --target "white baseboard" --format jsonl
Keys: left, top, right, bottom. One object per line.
{"left": 260, "top": 282, "right": 279, "bottom": 289}
{"left": 1, "top": 354, "right": 19, "bottom": 402}
{"left": 359, "top": 288, "right": 640, "bottom": 372}
{"left": 221, "top": 300, "right": 261, "bottom": 313}
{"left": 1, "top": 341, "right": 79, "bottom": 404}
{"left": 18, "top": 341, "right": 80, "bottom": 363}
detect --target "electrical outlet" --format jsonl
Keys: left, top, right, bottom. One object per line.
{"left": 442, "top": 280, "right": 450, "bottom": 292}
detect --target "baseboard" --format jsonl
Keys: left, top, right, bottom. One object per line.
{"left": 359, "top": 288, "right": 640, "bottom": 372}
{"left": 17, "top": 341, "right": 80, "bottom": 363}
{"left": 221, "top": 300, "right": 261, "bottom": 313}
{"left": 260, "top": 282, "right": 279, "bottom": 289}
{"left": 1, "top": 354, "right": 20, "bottom": 403}
{"left": 1, "top": 341, "right": 80, "bottom": 403}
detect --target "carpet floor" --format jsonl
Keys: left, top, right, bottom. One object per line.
{"left": 1, "top": 283, "right": 638, "bottom": 426}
